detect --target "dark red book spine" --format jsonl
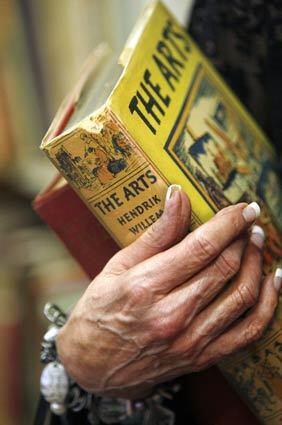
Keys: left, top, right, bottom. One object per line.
{"left": 33, "top": 181, "right": 119, "bottom": 280}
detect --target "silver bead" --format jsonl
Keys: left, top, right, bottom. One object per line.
{"left": 50, "top": 402, "right": 66, "bottom": 415}
{"left": 68, "top": 386, "right": 88, "bottom": 412}
{"left": 134, "top": 401, "right": 145, "bottom": 410}
{"left": 44, "top": 303, "right": 67, "bottom": 327}
{"left": 97, "top": 397, "right": 128, "bottom": 423}
{"left": 43, "top": 326, "right": 59, "bottom": 342}
{"left": 40, "top": 362, "right": 69, "bottom": 405}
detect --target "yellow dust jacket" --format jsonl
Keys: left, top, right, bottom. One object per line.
{"left": 41, "top": 2, "right": 281, "bottom": 423}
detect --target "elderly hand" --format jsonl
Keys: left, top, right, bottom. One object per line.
{"left": 57, "top": 185, "right": 280, "bottom": 399}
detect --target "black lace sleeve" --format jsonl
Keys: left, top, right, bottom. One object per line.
{"left": 188, "top": 0, "right": 282, "bottom": 157}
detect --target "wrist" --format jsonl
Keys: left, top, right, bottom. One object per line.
{"left": 38, "top": 303, "right": 180, "bottom": 424}
{"left": 56, "top": 323, "right": 90, "bottom": 391}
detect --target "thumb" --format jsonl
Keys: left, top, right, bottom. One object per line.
{"left": 105, "top": 185, "right": 191, "bottom": 272}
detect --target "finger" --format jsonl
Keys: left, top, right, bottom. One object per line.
{"left": 195, "top": 269, "right": 281, "bottom": 369}
{"left": 154, "top": 235, "right": 247, "bottom": 333}
{"left": 104, "top": 185, "right": 191, "bottom": 273}
{"left": 132, "top": 201, "right": 261, "bottom": 292}
{"left": 182, "top": 228, "right": 264, "bottom": 351}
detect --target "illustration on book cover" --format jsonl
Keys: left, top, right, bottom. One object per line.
{"left": 52, "top": 113, "right": 168, "bottom": 245}
{"left": 166, "top": 65, "right": 282, "bottom": 269}
{"left": 220, "top": 324, "right": 282, "bottom": 424}
{"left": 54, "top": 116, "right": 144, "bottom": 194}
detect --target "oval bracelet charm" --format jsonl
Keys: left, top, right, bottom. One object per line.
{"left": 40, "top": 361, "right": 69, "bottom": 415}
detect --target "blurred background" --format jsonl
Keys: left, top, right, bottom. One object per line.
{"left": 0, "top": 1, "right": 193, "bottom": 424}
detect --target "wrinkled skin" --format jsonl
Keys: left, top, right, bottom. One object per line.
{"left": 57, "top": 189, "right": 279, "bottom": 399}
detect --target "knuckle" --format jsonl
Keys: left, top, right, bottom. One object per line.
{"left": 235, "top": 281, "right": 258, "bottom": 311}
{"left": 103, "top": 251, "right": 127, "bottom": 275}
{"left": 149, "top": 316, "right": 181, "bottom": 341}
{"left": 230, "top": 214, "right": 242, "bottom": 234}
{"left": 189, "top": 288, "right": 206, "bottom": 312}
{"left": 180, "top": 332, "right": 202, "bottom": 359}
{"left": 127, "top": 282, "right": 153, "bottom": 307}
{"left": 216, "top": 206, "right": 243, "bottom": 231}
{"left": 192, "top": 232, "right": 217, "bottom": 259}
{"left": 215, "top": 252, "right": 241, "bottom": 280}
{"left": 226, "top": 255, "right": 241, "bottom": 276}
{"left": 271, "top": 293, "right": 279, "bottom": 312}
{"left": 142, "top": 220, "right": 165, "bottom": 249}
{"left": 143, "top": 214, "right": 183, "bottom": 250}
{"left": 244, "top": 320, "right": 265, "bottom": 344}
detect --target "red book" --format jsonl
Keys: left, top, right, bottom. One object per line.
{"left": 33, "top": 175, "right": 119, "bottom": 280}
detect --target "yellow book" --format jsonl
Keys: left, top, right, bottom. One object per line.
{"left": 41, "top": 2, "right": 282, "bottom": 423}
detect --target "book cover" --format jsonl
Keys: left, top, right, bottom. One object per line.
{"left": 40, "top": 1, "right": 282, "bottom": 423}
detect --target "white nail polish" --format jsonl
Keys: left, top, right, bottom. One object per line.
{"left": 242, "top": 202, "right": 261, "bottom": 222}
{"left": 274, "top": 268, "right": 282, "bottom": 292}
{"left": 165, "top": 184, "right": 181, "bottom": 203}
{"left": 250, "top": 225, "right": 265, "bottom": 249}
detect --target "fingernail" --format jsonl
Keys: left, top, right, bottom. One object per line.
{"left": 166, "top": 184, "right": 181, "bottom": 203}
{"left": 250, "top": 225, "right": 265, "bottom": 249}
{"left": 273, "top": 268, "right": 282, "bottom": 292}
{"left": 242, "top": 202, "right": 261, "bottom": 223}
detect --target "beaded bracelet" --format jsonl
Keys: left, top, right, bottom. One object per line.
{"left": 38, "top": 303, "right": 179, "bottom": 425}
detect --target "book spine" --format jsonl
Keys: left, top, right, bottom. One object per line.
{"left": 42, "top": 106, "right": 199, "bottom": 247}
{"left": 33, "top": 181, "right": 119, "bottom": 279}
